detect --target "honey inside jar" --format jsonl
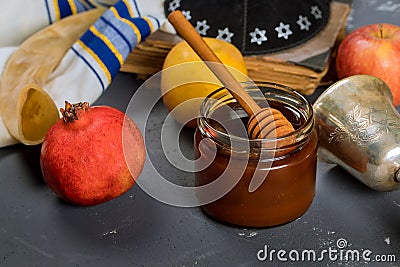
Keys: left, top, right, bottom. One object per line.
{"left": 194, "top": 82, "right": 318, "bottom": 227}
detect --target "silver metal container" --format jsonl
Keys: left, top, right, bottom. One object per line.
{"left": 313, "top": 75, "right": 400, "bottom": 191}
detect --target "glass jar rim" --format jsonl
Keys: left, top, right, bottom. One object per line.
{"left": 198, "top": 81, "right": 314, "bottom": 149}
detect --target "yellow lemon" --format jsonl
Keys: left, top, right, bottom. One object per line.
{"left": 161, "top": 37, "right": 248, "bottom": 128}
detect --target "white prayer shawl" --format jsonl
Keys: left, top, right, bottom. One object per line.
{"left": 0, "top": 0, "right": 166, "bottom": 147}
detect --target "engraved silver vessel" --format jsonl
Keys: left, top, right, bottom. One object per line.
{"left": 313, "top": 75, "right": 400, "bottom": 191}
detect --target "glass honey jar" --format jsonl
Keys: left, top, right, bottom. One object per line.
{"left": 194, "top": 82, "right": 318, "bottom": 227}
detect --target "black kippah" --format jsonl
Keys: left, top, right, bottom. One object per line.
{"left": 164, "top": 0, "right": 330, "bottom": 55}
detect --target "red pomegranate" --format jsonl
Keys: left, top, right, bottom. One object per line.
{"left": 40, "top": 101, "right": 145, "bottom": 206}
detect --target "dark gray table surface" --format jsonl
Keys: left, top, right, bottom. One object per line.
{"left": 1, "top": 1, "right": 400, "bottom": 266}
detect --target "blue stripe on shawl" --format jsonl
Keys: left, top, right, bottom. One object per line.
{"left": 80, "top": 29, "right": 121, "bottom": 79}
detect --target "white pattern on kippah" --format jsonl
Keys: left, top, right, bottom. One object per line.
{"left": 297, "top": 15, "right": 312, "bottom": 31}
{"left": 249, "top": 28, "right": 268, "bottom": 45}
{"left": 168, "top": 0, "right": 181, "bottom": 11}
{"left": 216, "top": 27, "right": 234, "bottom": 43}
{"left": 195, "top": 20, "right": 210, "bottom": 35}
{"left": 275, "top": 22, "right": 293, "bottom": 40}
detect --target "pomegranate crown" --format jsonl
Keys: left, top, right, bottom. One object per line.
{"left": 60, "top": 101, "right": 89, "bottom": 123}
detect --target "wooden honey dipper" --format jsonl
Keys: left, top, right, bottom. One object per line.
{"left": 168, "top": 11, "right": 295, "bottom": 140}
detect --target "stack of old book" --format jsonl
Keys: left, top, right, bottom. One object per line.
{"left": 121, "top": 1, "right": 350, "bottom": 95}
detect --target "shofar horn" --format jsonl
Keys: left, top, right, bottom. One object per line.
{"left": 0, "top": 8, "right": 105, "bottom": 145}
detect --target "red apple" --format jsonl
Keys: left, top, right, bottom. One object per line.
{"left": 336, "top": 23, "right": 400, "bottom": 106}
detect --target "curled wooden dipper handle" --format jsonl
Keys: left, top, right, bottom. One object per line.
{"left": 167, "top": 10, "right": 294, "bottom": 140}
